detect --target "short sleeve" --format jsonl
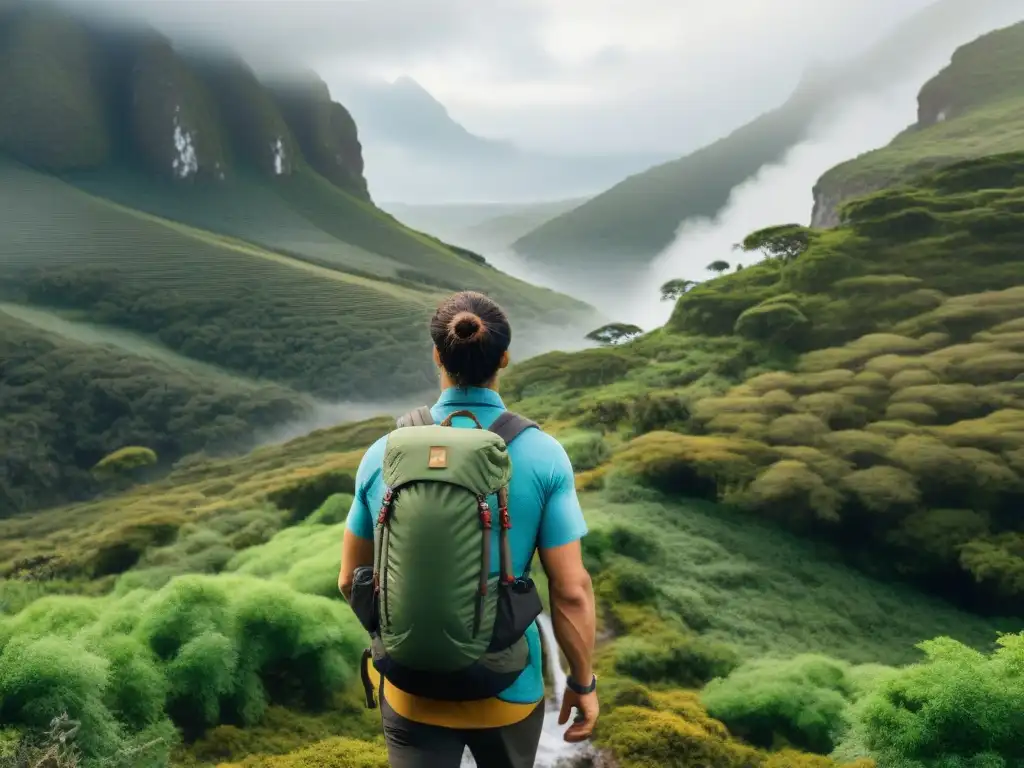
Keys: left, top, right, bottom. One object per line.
{"left": 345, "top": 437, "right": 385, "bottom": 540}
{"left": 538, "top": 440, "right": 588, "bottom": 549}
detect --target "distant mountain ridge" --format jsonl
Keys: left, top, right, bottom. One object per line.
{"left": 333, "top": 75, "right": 674, "bottom": 203}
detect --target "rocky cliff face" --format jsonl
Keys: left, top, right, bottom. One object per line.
{"left": 129, "top": 37, "right": 229, "bottom": 181}
{"left": 269, "top": 72, "right": 370, "bottom": 201}
{"left": 0, "top": 0, "right": 370, "bottom": 196}
{"left": 193, "top": 55, "right": 301, "bottom": 178}
{"left": 810, "top": 20, "right": 1024, "bottom": 229}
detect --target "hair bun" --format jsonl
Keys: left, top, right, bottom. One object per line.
{"left": 450, "top": 311, "right": 483, "bottom": 341}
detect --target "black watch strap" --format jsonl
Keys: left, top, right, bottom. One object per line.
{"left": 566, "top": 674, "right": 596, "bottom": 694}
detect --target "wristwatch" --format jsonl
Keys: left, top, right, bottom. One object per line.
{"left": 566, "top": 674, "right": 597, "bottom": 694}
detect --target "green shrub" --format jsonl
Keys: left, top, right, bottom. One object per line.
{"left": 267, "top": 472, "right": 356, "bottom": 522}
{"left": 614, "top": 632, "right": 740, "bottom": 688}
{"left": 92, "top": 446, "right": 159, "bottom": 477}
{"left": 840, "top": 467, "right": 920, "bottom": 516}
{"left": 561, "top": 432, "right": 611, "bottom": 472}
{"left": 629, "top": 392, "right": 691, "bottom": 434}
{"left": 822, "top": 431, "right": 894, "bottom": 469}
{"left": 615, "top": 432, "right": 766, "bottom": 499}
{"left": 609, "top": 524, "right": 660, "bottom": 563}
{"left": 734, "top": 301, "right": 810, "bottom": 346}
{"left": 766, "top": 415, "right": 830, "bottom": 447}
{"left": 304, "top": 494, "right": 354, "bottom": 526}
{"left": 0, "top": 636, "right": 122, "bottom": 758}
{"left": 743, "top": 461, "right": 842, "bottom": 525}
{"left": 598, "top": 704, "right": 760, "bottom": 768}
{"left": 701, "top": 654, "right": 861, "bottom": 754}
{"left": 606, "top": 561, "right": 659, "bottom": 604}
{"left": 223, "top": 736, "right": 389, "bottom": 767}
{"left": 0, "top": 573, "right": 366, "bottom": 758}
{"left": 846, "top": 633, "right": 1024, "bottom": 767}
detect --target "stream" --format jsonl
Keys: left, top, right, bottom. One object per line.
{"left": 460, "top": 614, "right": 592, "bottom": 767}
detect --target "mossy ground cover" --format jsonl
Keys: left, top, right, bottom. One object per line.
{"left": 1, "top": 416, "right": 1014, "bottom": 767}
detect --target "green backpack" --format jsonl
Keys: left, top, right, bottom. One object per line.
{"left": 348, "top": 406, "right": 544, "bottom": 701}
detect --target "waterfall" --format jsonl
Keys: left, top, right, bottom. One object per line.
{"left": 461, "top": 613, "right": 591, "bottom": 767}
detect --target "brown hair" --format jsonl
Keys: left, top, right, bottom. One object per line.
{"left": 429, "top": 291, "right": 511, "bottom": 388}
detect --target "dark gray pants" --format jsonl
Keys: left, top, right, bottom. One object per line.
{"left": 381, "top": 692, "right": 545, "bottom": 768}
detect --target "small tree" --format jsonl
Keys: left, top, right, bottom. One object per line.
{"left": 586, "top": 323, "right": 644, "bottom": 346}
{"left": 706, "top": 260, "right": 730, "bottom": 274}
{"left": 738, "top": 224, "right": 815, "bottom": 263}
{"left": 659, "top": 279, "right": 696, "bottom": 301}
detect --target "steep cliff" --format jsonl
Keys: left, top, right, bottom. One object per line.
{"left": 191, "top": 55, "right": 301, "bottom": 178}
{"left": 268, "top": 71, "right": 370, "bottom": 201}
{"left": 0, "top": 1, "right": 369, "bottom": 199}
{"left": 127, "top": 36, "right": 229, "bottom": 181}
{"left": 812, "top": 20, "right": 1024, "bottom": 228}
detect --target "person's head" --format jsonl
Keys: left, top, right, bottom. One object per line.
{"left": 430, "top": 291, "right": 511, "bottom": 389}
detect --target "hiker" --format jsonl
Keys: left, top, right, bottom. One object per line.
{"left": 339, "top": 290, "right": 598, "bottom": 768}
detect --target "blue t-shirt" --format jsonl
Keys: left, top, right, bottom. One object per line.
{"left": 346, "top": 386, "right": 588, "bottom": 704}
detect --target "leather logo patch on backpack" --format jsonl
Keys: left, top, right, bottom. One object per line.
{"left": 428, "top": 446, "right": 448, "bottom": 469}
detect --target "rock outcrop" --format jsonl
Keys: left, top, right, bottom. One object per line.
{"left": 810, "top": 20, "right": 1024, "bottom": 229}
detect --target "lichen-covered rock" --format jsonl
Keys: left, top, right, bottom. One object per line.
{"left": 0, "top": 6, "right": 111, "bottom": 170}
{"left": 128, "top": 36, "right": 228, "bottom": 181}
{"left": 193, "top": 55, "right": 301, "bottom": 178}
{"left": 268, "top": 71, "right": 370, "bottom": 199}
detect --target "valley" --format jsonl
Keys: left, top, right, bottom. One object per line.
{"left": 4, "top": 3, "right": 1024, "bottom": 768}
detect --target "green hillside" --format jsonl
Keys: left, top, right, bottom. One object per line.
{"left": 0, "top": 3, "right": 598, "bottom": 519}
{"left": 512, "top": 1, "right": 1024, "bottom": 273}
{"left": 5, "top": 149, "right": 1024, "bottom": 768}
{"left": 813, "top": 20, "right": 1024, "bottom": 226}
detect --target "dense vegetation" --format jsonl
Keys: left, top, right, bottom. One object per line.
{"left": 0, "top": 310, "right": 310, "bottom": 516}
{"left": 6, "top": 7, "right": 1024, "bottom": 768}
{"left": 506, "top": 153, "right": 1024, "bottom": 616}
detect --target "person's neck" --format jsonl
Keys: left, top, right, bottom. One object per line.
{"left": 440, "top": 373, "right": 498, "bottom": 393}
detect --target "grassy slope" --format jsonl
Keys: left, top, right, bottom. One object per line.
{"left": 60, "top": 166, "right": 591, "bottom": 320}
{"left": 0, "top": 161, "right": 595, "bottom": 402}
{"left": 814, "top": 20, "right": 1024, "bottom": 224}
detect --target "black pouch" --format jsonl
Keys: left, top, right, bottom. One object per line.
{"left": 349, "top": 565, "right": 379, "bottom": 635}
{"left": 488, "top": 576, "right": 543, "bottom": 652}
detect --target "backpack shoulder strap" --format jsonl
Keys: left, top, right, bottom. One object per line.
{"left": 488, "top": 411, "right": 540, "bottom": 445}
{"left": 396, "top": 405, "right": 434, "bottom": 428}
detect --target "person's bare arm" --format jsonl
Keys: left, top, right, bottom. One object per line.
{"left": 339, "top": 527, "right": 374, "bottom": 601}
{"left": 541, "top": 540, "right": 596, "bottom": 684}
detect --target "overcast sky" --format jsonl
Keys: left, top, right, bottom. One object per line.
{"left": 82, "top": 0, "right": 947, "bottom": 154}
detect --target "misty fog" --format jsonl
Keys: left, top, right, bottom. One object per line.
{"left": 625, "top": 75, "right": 931, "bottom": 329}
